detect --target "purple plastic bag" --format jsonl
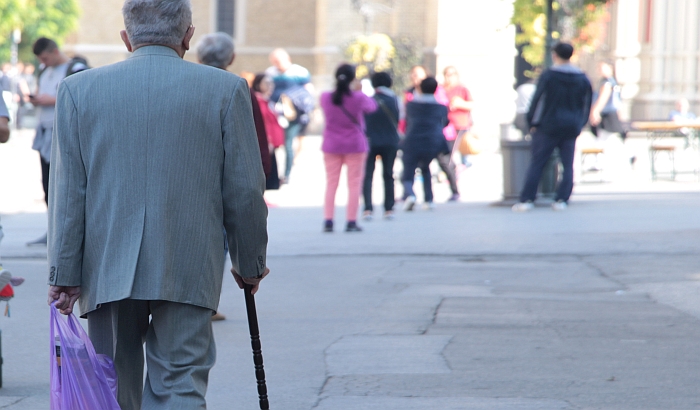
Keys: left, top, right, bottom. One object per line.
{"left": 50, "top": 303, "right": 121, "bottom": 410}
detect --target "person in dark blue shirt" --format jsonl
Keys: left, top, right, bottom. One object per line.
{"left": 363, "top": 72, "right": 401, "bottom": 220}
{"left": 513, "top": 42, "right": 592, "bottom": 212}
{"left": 401, "top": 77, "right": 449, "bottom": 211}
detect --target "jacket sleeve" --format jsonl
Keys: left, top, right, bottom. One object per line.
{"left": 48, "top": 83, "right": 86, "bottom": 286}
{"left": 222, "top": 79, "right": 269, "bottom": 279}
{"left": 526, "top": 72, "right": 548, "bottom": 127}
{"left": 581, "top": 79, "right": 593, "bottom": 130}
{"left": 361, "top": 93, "right": 379, "bottom": 114}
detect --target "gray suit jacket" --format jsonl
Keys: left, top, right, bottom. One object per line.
{"left": 48, "top": 46, "right": 268, "bottom": 316}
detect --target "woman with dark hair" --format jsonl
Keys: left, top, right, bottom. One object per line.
{"left": 252, "top": 73, "right": 285, "bottom": 189}
{"left": 320, "top": 64, "right": 378, "bottom": 232}
{"left": 362, "top": 71, "right": 400, "bottom": 220}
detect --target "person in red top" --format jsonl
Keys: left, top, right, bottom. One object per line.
{"left": 253, "top": 73, "right": 285, "bottom": 189}
{"left": 443, "top": 66, "right": 474, "bottom": 168}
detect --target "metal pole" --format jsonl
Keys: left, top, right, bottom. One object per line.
{"left": 544, "top": 0, "right": 554, "bottom": 68}
{"left": 540, "top": 0, "right": 559, "bottom": 197}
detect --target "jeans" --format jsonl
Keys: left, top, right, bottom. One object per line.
{"left": 519, "top": 130, "right": 576, "bottom": 203}
{"left": 402, "top": 150, "right": 435, "bottom": 203}
{"left": 284, "top": 122, "right": 303, "bottom": 179}
{"left": 362, "top": 145, "right": 398, "bottom": 212}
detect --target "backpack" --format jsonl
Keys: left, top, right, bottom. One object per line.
{"left": 38, "top": 55, "right": 91, "bottom": 81}
{"left": 280, "top": 85, "right": 315, "bottom": 125}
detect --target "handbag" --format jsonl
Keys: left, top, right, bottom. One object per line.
{"left": 50, "top": 303, "right": 121, "bottom": 410}
{"left": 458, "top": 132, "right": 482, "bottom": 155}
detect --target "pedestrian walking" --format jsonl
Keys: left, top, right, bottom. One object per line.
{"left": 443, "top": 66, "right": 475, "bottom": 174}
{"left": 253, "top": 73, "right": 285, "bottom": 190}
{"left": 47, "top": 1, "right": 269, "bottom": 408}
{"left": 512, "top": 42, "right": 592, "bottom": 212}
{"left": 27, "top": 38, "right": 88, "bottom": 246}
{"left": 362, "top": 71, "right": 400, "bottom": 221}
{"left": 266, "top": 48, "right": 313, "bottom": 183}
{"left": 401, "top": 77, "right": 450, "bottom": 211}
{"left": 401, "top": 65, "right": 459, "bottom": 201}
{"left": 589, "top": 60, "right": 634, "bottom": 166}
{"left": 320, "top": 64, "right": 377, "bottom": 232}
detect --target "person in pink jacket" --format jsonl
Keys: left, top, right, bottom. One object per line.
{"left": 320, "top": 64, "right": 378, "bottom": 232}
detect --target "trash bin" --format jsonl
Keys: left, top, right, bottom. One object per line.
{"left": 500, "top": 124, "right": 558, "bottom": 201}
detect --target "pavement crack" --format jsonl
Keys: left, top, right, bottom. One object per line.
{"left": 421, "top": 297, "right": 445, "bottom": 335}
{"left": 0, "top": 397, "right": 26, "bottom": 408}
{"left": 578, "top": 256, "right": 627, "bottom": 289}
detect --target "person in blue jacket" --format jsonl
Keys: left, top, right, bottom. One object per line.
{"left": 363, "top": 71, "right": 401, "bottom": 220}
{"left": 401, "top": 77, "right": 449, "bottom": 211}
{"left": 513, "top": 42, "right": 592, "bottom": 212}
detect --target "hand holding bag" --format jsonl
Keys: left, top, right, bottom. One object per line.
{"left": 50, "top": 303, "right": 121, "bottom": 410}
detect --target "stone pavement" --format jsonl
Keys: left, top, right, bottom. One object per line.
{"left": 1, "top": 129, "right": 700, "bottom": 409}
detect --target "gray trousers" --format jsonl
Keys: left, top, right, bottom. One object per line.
{"left": 87, "top": 299, "right": 216, "bottom": 410}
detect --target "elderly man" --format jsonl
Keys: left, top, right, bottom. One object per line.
{"left": 47, "top": 1, "right": 269, "bottom": 408}
{"left": 197, "top": 32, "right": 271, "bottom": 179}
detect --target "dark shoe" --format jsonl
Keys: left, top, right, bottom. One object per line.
{"left": 345, "top": 221, "right": 362, "bottom": 232}
{"left": 448, "top": 193, "right": 460, "bottom": 202}
{"left": 323, "top": 220, "right": 333, "bottom": 233}
{"left": 26, "top": 233, "right": 47, "bottom": 246}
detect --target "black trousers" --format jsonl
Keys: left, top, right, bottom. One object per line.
{"left": 363, "top": 145, "right": 397, "bottom": 212}
{"left": 401, "top": 150, "right": 435, "bottom": 203}
{"left": 435, "top": 140, "right": 459, "bottom": 194}
{"left": 519, "top": 130, "right": 576, "bottom": 203}
{"left": 40, "top": 157, "right": 50, "bottom": 205}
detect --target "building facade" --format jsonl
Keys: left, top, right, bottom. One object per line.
{"left": 603, "top": 0, "right": 700, "bottom": 120}
{"left": 64, "top": 0, "right": 517, "bottom": 136}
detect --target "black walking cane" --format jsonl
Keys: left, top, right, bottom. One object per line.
{"left": 244, "top": 284, "right": 269, "bottom": 409}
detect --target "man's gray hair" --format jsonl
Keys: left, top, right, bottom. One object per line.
{"left": 122, "top": 0, "right": 192, "bottom": 47}
{"left": 196, "top": 32, "right": 235, "bottom": 69}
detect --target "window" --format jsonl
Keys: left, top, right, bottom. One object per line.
{"left": 217, "top": 0, "right": 235, "bottom": 36}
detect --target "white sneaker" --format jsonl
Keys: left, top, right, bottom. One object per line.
{"left": 422, "top": 201, "right": 435, "bottom": 211}
{"left": 403, "top": 195, "right": 416, "bottom": 211}
{"left": 512, "top": 202, "right": 534, "bottom": 212}
{"left": 552, "top": 200, "right": 568, "bottom": 211}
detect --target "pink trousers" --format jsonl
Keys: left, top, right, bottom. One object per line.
{"left": 323, "top": 152, "right": 368, "bottom": 222}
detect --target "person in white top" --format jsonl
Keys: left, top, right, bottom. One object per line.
{"left": 27, "top": 38, "right": 87, "bottom": 246}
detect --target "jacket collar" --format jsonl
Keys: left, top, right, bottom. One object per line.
{"left": 130, "top": 45, "right": 181, "bottom": 59}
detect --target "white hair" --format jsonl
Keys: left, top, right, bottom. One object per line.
{"left": 122, "top": 0, "right": 192, "bottom": 47}
{"left": 196, "top": 32, "right": 235, "bottom": 69}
